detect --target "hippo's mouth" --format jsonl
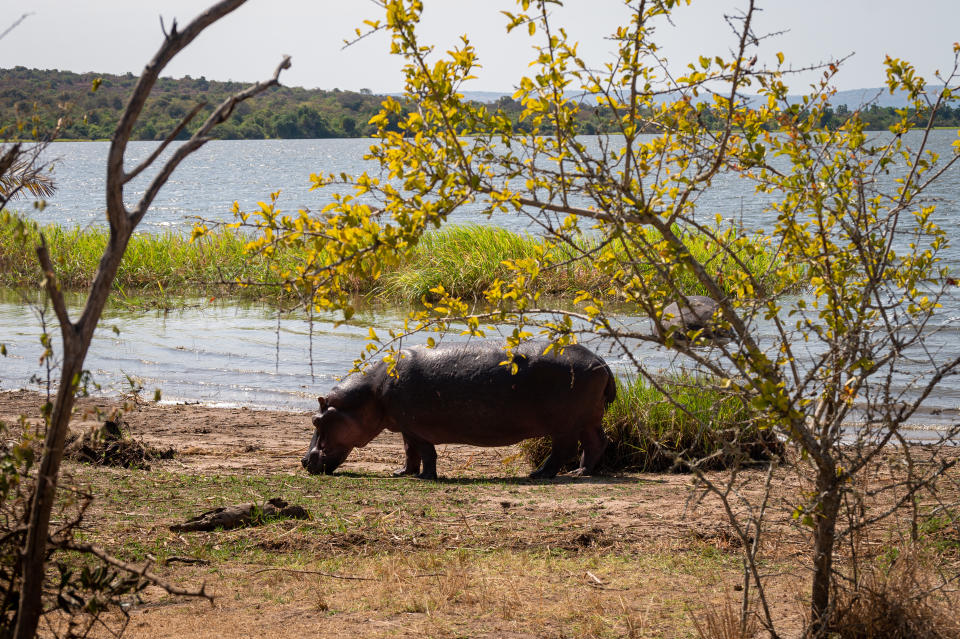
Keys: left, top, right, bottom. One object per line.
{"left": 302, "top": 448, "right": 350, "bottom": 475}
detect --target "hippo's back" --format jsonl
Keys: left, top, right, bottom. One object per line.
{"left": 378, "top": 341, "right": 614, "bottom": 446}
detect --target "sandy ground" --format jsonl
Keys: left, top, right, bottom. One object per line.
{"left": 2, "top": 389, "right": 956, "bottom": 638}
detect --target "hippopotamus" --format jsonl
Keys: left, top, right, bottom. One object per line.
{"left": 659, "top": 295, "right": 734, "bottom": 343}
{"left": 302, "top": 341, "right": 617, "bottom": 479}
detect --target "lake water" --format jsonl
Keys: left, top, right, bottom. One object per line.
{"left": 28, "top": 138, "right": 550, "bottom": 234}
{"left": 2, "top": 134, "right": 960, "bottom": 424}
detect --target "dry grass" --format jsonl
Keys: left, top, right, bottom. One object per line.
{"left": 824, "top": 547, "right": 960, "bottom": 639}
{"left": 689, "top": 598, "right": 759, "bottom": 639}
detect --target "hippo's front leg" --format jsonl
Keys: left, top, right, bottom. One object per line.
{"left": 394, "top": 432, "right": 438, "bottom": 480}
{"left": 415, "top": 439, "right": 438, "bottom": 480}
{"left": 393, "top": 433, "right": 422, "bottom": 477}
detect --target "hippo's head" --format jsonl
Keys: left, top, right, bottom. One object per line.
{"left": 302, "top": 388, "right": 383, "bottom": 475}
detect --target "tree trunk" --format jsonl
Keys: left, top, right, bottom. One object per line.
{"left": 13, "top": 342, "right": 83, "bottom": 639}
{"left": 10, "top": 4, "right": 288, "bottom": 634}
{"left": 809, "top": 470, "right": 841, "bottom": 637}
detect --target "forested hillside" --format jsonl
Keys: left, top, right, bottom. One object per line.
{"left": 3, "top": 66, "right": 959, "bottom": 140}
{"left": 0, "top": 66, "right": 389, "bottom": 140}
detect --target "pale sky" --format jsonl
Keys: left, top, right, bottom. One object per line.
{"left": 3, "top": 1, "right": 959, "bottom": 94}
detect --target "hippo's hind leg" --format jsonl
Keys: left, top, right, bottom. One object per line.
{"left": 394, "top": 432, "right": 438, "bottom": 480}
{"left": 529, "top": 436, "right": 577, "bottom": 479}
{"left": 571, "top": 425, "right": 608, "bottom": 477}
{"left": 393, "top": 433, "right": 422, "bottom": 477}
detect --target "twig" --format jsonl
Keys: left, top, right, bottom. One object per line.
{"left": 251, "top": 567, "right": 373, "bottom": 581}
{"left": 128, "top": 53, "right": 291, "bottom": 227}
{"left": 163, "top": 556, "right": 210, "bottom": 566}
{"left": 123, "top": 101, "right": 208, "bottom": 185}
{"left": 0, "top": 12, "right": 31, "bottom": 41}
{"left": 251, "top": 567, "right": 447, "bottom": 580}
{"left": 35, "top": 237, "right": 72, "bottom": 333}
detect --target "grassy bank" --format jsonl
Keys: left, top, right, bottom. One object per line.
{"left": 0, "top": 216, "right": 801, "bottom": 305}
{"left": 522, "top": 375, "right": 780, "bottom": 473}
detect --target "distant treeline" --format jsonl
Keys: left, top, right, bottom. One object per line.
{"left": 2, "top": 67, "right": 959, "bottom": 141}
{"left": 818, "top": 102, "right": 960, "bottom": 130}
{"left": 1, "top": 67, "right": 388, "bottom": 140}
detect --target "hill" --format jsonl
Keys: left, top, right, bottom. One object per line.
{"left": 3, "top": 67, "right": 957, "bottom": 140}
{"left": 0, "top": 66, "right": 389, "bottom": 140}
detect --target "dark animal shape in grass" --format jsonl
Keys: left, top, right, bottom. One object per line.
{"left": 302, "top": 341, "right": 617, "bottom": 480}
{"left": 659, "top": 295, "right": 735, "bottom": 343}
{"left": 169, "top": 498, "right": 309, "bottom": 532}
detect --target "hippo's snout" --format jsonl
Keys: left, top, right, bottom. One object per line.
{"left": 312, "top": 413, "right": 323, "bottom": 428}
{"left": 303, "top": 448, "right": 323, "bottom": 474}
{"left": 303, "top": 447, "right": 344, "bottom": 475}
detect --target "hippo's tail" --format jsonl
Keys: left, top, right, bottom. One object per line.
{"left": 602, "top": 361, "right": 617, "bottom": 405}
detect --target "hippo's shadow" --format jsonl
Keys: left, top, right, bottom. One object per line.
{"left": 327, "top": 471, "right": 647, "bottom": 485}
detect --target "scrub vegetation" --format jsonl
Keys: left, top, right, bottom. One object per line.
{"left": 4, "top": 66, "right": 960, "bottom": 141}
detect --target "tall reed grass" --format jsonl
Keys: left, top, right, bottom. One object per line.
{"left": 378, "top": 224, "right": 803, "bottom": 302}
{"left": 0, "top": 217, "right": 802, "bottom": 305}
{"left": 378, "top": 225, "right": 608, "bottom": 300}
{"left": 0, "top": 218, "right": 296, "bottom": 299}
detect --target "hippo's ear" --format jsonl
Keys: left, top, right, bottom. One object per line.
{"left": 317, "top": 396, "right": 327, "bottom": 412}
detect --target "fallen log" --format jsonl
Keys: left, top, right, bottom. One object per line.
{"left": 170, "top": 498, "right": 309, "bottom": 532}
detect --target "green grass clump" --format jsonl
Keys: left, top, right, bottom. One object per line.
{"left": 384, "top": 224, "right": 803, "bottom": 303}
{"left": 521, "top": 375, "right": 781, "bottom": 473}
{"left": 919, "top": 509, "right": 960, "bottom": 557}
{"left": 666, "top": 228, "right": 805, "bottom": 298}
{"left": 381, "top": 225, "right": 607, "bottom": 300}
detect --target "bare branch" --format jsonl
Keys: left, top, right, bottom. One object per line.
{"left": 35, "top": 236, "right": 73, "bottom": 334}
{"left": 0, "top": 12, "right": 32, "bottom": 42}
{"left": 129, "top": 54, "right": 291, "bottom": 226}
{"left": 106, "top": 0, "right": 249, "bottom": 231}
{"left": 251, "top": 567, "right": 374, "bottom": 581}
{"left": 477, "top": 187, "right": 658, "bottom": 225}
{"left": 123, "top": 101, "right": 208, "bottom": 185}
{"left": 59, "top": 540, "right": 213, "bottom": 602}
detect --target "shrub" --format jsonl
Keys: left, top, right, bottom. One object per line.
{"left": 823, "top": 548, "right": 960, "bottom": 639}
